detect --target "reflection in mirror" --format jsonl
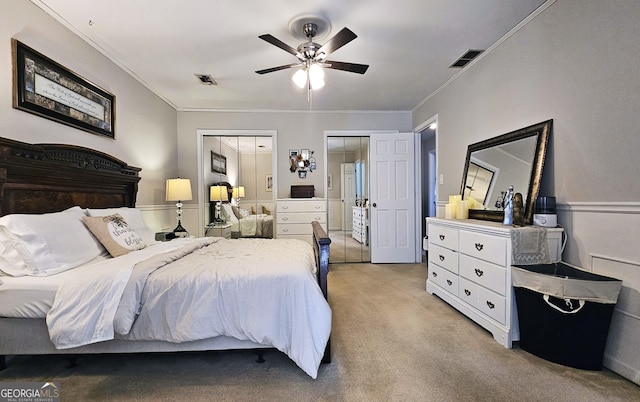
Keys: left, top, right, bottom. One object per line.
{"left": 327, "top": 136, "right": 370, "bottom": 263}
{"left": 203, "top": 135, "right": 274, "bottom": 238}
{"left": 461, "top": 120, "right": 552, "bottom": 224}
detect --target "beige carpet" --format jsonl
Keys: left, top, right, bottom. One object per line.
{"left": 329, "top": 230, "right": 370, "bottom": 263}
{"left": 1, "top": 263, "right": 638, "bottom": 401}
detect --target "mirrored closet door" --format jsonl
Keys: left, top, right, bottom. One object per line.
{"left": 203, "top": 135, "right": 274, "bottom": 239}
{"left": 327, "top": 136, "right": 370, "bottom": 263}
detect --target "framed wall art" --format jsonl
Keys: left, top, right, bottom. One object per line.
{"left": 266, "top": 174, "right": 273, "bottom": 192}
{"left": 12, "top": 39, "right": 115, "bottom": 139}
{"left": 211, "top": 151, "right": 227, "bottom": 174}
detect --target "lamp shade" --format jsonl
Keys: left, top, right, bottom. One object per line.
{"left": 165, "top": 178, "right": 192, "bottom": 201}
{"left": 232, "top": 186, "right": 245, "bottom": 198}
{"left": 210, "top": 185, "right": 228, "bottom": 202}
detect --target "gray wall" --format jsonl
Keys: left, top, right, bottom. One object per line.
{"left": 2, "top": 0, "right": 178, "bottom": 231}
{"left": 413, "top": 0, "right": 640, "bottom": 383}
{"left": 177, "top": 111, "right": 411, "bottom": 200}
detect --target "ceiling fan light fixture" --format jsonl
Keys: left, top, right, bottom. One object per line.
{"left": 309, "top": 63, "right": 325, "bottom": 89}
{"left": 292, "top": 68, "right": 307, "bottom": 88}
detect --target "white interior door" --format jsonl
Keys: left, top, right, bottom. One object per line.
{"left": 340, "top": 163, "right": 356, "bottom": 231}
{"left": 370, "top": 133, "right": 416, "bottom": 263}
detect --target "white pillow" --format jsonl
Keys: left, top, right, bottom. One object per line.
{"left": 0, "top": 206, "right": 105, "bottom": 277}
{"left": 220, "top": 204, "right": 238, "bottom": 222}
{"left": 86, "top": 207, "right": 157, "bottom": 244}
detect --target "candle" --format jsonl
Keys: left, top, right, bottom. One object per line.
{"left": 457, "top": 200, "right": 469, "bottom": 219}
{"left": 445, "top": 203, "right": 455, "bottom": 219}
{"left": 448, "top": 195, "right": 462, "bottom": 218}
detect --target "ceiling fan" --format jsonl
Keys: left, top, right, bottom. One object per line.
{"left": 255, "top": 17, "right": 369, "bottom": 91}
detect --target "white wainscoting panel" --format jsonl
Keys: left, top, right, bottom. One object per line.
{"left": 592, "top": 255, "right": 640, "bottom": 385}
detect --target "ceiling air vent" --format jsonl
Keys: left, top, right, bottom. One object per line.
{"left": 450, "top": 49, "right": 484, "bottom": 68}
{"left": 195, "top": 74, "right": 217, "bottom": 85}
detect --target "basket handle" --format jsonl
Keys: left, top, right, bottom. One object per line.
{"left": 543, "top": 294, "right": 585, "bottom": 314}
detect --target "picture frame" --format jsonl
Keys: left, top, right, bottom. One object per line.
{"left": 265, "top": 174, "right": 273, "bottom": 192}
{"left": 298, "top": 170, "right": 307, "bottom": 179}
{"left": 300, "top": 149, "right": 310, "bottom": 160}
{"left": 327, "top": 173, "right": 333, "bottom": 190}
{"left": 11, "top": 39, "right": 115, "bottom": 139}
{"left": 211, "top": 151, "right": 227, "bottom": 174}
{"left": 289, "top": 149, "right": 299, "bottom": 157}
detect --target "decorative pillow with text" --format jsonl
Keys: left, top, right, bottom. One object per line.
{"left": 82, "top": 214, "right": 146, "bottom": 257}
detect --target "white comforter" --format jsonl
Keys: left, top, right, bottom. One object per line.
{"left": 238, "top": 214, "right": 273, "bottom": 237}
{"left": 46, "top": 237, "right": 331, "bottom": 378}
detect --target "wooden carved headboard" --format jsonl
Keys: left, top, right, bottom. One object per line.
{"left": 0, "top": 137, "right": 141, "bottom": 216}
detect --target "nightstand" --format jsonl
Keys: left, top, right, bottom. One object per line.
{"left": 205, "top": 223, "right": 232, "bottom": 239}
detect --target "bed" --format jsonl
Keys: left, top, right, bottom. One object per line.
{"left": 211, "top": 182, "right": 274, "bottom": 238}
{"left": 0, "top": 137, "right": 331, "bottom": 379}
{"left": 219, "top": 203, "right": 274, "bottom": 238}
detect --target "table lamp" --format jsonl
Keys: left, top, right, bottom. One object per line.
{"left": 166, "top": 178, "right": 192, "bottom": 237}
{"left": 210, "top": 185, "right": 228, "bottom": 223}
{"left": 232, "top": 186, "right": 245, "bottom": 207}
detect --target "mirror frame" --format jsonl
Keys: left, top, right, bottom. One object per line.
{"left": 460, "top": 119, "right": 552, "bottom": 225}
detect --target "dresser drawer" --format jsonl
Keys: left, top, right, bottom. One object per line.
{"left": 459, "top": 230, "right": 507, "bottom": 266}
{"left": 459, "top": 276, "right": 479, "bottom": 309}
{"left": 352, "top": 207, "right": 366, "bottom": 220}
{"left": 277, "top": 200, "right": 325, "bottom": 213}
{"left": 429, "top": 225, "right": 458, "bottom": 250}
{"left": 277, "top": 212, "right": 326, "bottom": 224}
{"left": 459, "top": 254, "right": 506, "bottom": 296}
{"left": 277, "top": 223, "right": 313, "bottom": 235}
{"left": 428, "top": 263, "right": 458, "bottom": 297}
{"left": 477, "top": 286, "right": 506, "bottom": 325}
{"left": 428, "top": 244, "right": 458, "bottom": 274}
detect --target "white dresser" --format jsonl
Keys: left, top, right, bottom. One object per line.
{"left": 276, "top": 198, "right": 327, "bottom": 244}
{"left": 426, "top": 217, "right": 563, "bottom": 348}
{"left": 351, "top": 206, "right": 368, "bottom": 244}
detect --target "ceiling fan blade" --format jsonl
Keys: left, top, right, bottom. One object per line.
{"left": 255, "top": 63, "right": 300, "bottom": 75}
{"left": 317, "top": 28, "right": 357, "bottom": 58}
{"left": 324, "top": 60, "right": 369, "bottom": 74}
{"left": 258, "top": 34, "right": 299, "bottom": 57}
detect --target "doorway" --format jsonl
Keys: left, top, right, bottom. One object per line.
{"left": 418, "top": 119, "right": 437, "bottom": 259}
{"left": 326, "top": 136, "right": 370, "bottom": 263}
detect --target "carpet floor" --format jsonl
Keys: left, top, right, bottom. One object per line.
{"left": 1, "top": 263, "right": 638, "bottom": 401}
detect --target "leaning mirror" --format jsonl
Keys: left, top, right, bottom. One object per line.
{"left": 460, "top": 119, "right": 552, "bottom": 225}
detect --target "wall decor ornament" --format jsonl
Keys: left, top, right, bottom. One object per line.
{"left": 11, "top": 39, "right": 115, "bottom": 139}
{"left": 289, "top": 149, "right": 316, "bottom": 176}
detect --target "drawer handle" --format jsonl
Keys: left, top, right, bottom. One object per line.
{"left": 475, "top": 243, "right": 484, "bottom": 251}
{"left": 446, "top": 279, "right": 452, "bottom": 286}
{"left": 282, "top": 206, "right": 289, "bottom": 209}
{"left": 282, "top": 228, "right": 289, "bottom": 232}
{"left": 486, "top": 301, "right": 495, "bottom": 309}
{"left": 475, "top": 268, "right": 484, "bottom": 277}
{"left": 439, "top": 255, "right": 445, "bottom": 261}
{"left": 439, "top": 234, "right": 445, "bottom": 241}
{"left": 314, "top": 216, "right": 321, "bottom": 220}
{"left": 432, "top": 272, "right": 438, "bottom": 278}
{"left": 314, "top": 205, "right": 321, "bottom": 209}
{"left": 282, "top": 217, "right": 289, "bottom": 221}
{"left": 464, "top": 289, "right": 471, "bottom": 296}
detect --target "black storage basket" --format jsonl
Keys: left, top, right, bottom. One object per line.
{"left": 512, "top": 263, "right": 622, "bottom": 370}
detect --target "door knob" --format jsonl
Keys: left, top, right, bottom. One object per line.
{"left": 372, "top": 203, "right": 377, "bottom": 207}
